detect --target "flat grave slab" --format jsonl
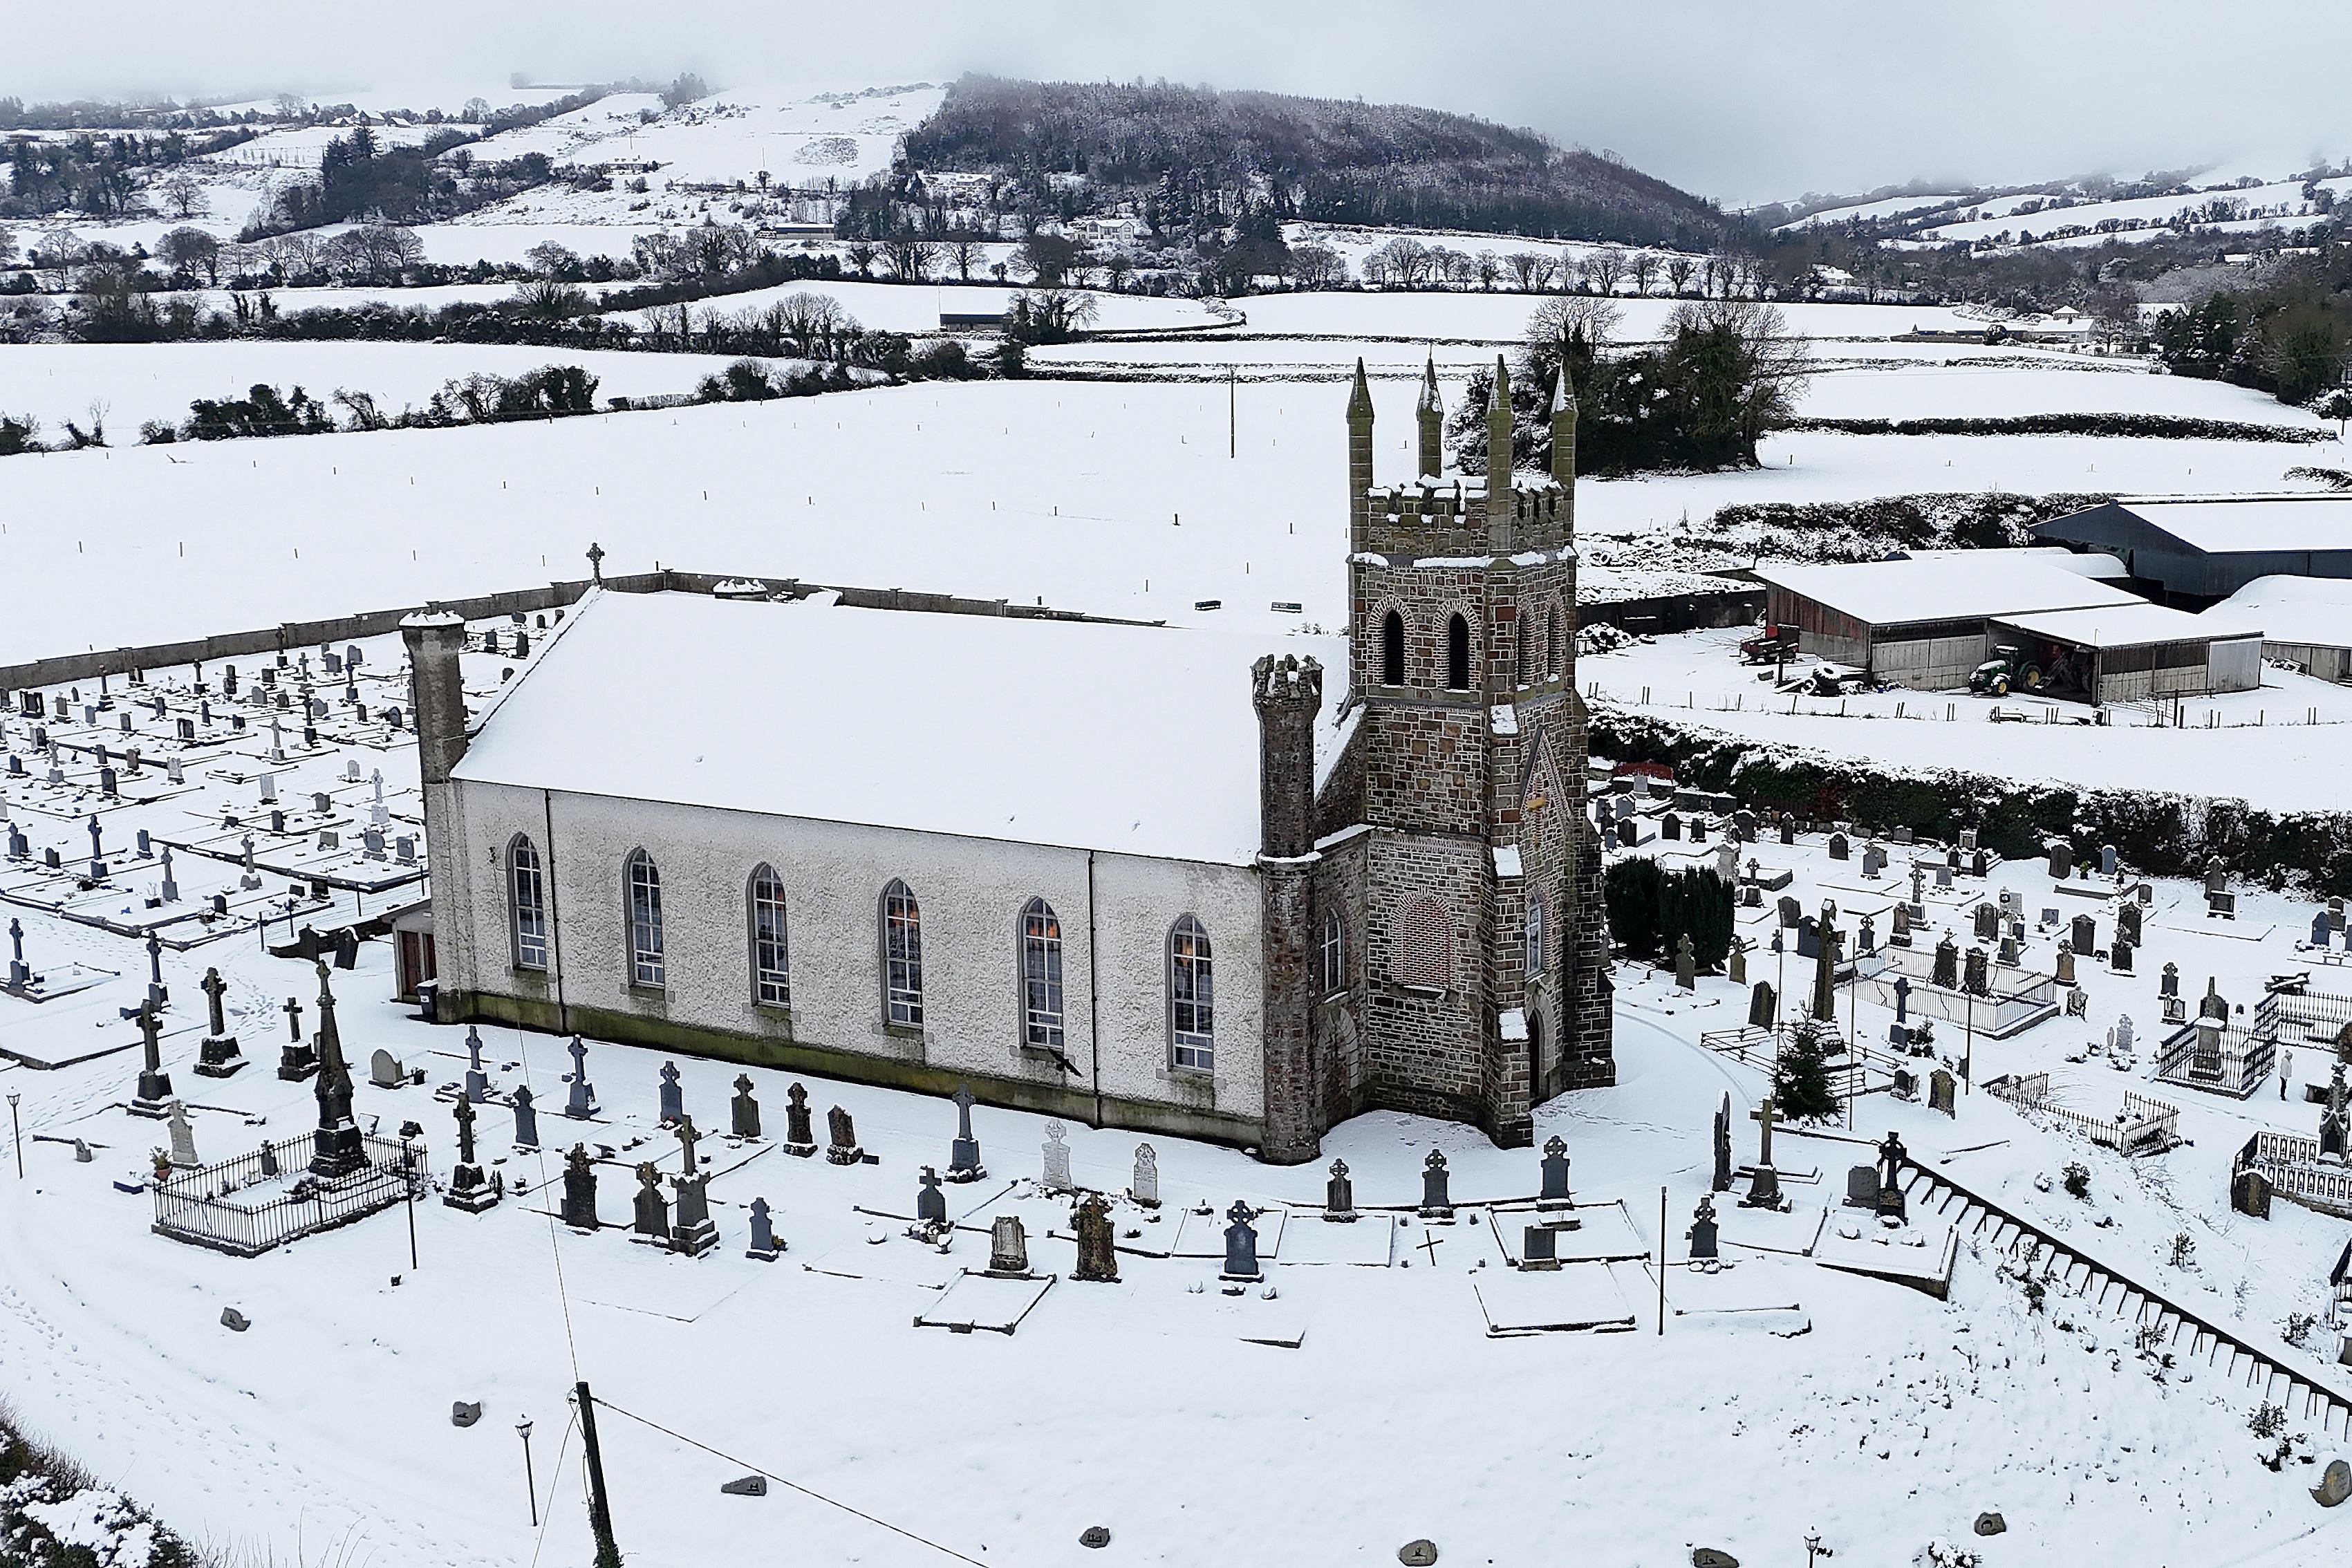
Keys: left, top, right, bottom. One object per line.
{"left": 1484, "top": 1199, "right": 1652, "bottom": 1264}
{"left": 1277, "top": 1210, "right": 1401, "bottom": 1266}
{"left": 1812, "top": 1215, "right": 1959, "bottom": 1299}
{"left": 1471, "top": 1259, "right": 1641, "bottom": 1335}
{"left": 1717, "top": 1200, "right": 1830, "bottom": 1258}
{"left": 1168, "top": 1200, "right": 1289, "bottom": 1260}
{"left": 915, "top": 1271, "right": 1057, "bottom": 1335}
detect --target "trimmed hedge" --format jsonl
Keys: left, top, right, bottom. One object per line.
{"left": 1785, "top": 413, "right": 2328, "bottom": 443}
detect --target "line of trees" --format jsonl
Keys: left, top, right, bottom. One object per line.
{"left": 1449, "top": 296, "right": 1807, "bottom": 475}
{"left": 2151, "top": 247, "right": 2352, "bottom": 409}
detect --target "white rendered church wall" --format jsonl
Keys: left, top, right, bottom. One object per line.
{"left": 440, "top": 781, "right": 1263, "bottom": 1121}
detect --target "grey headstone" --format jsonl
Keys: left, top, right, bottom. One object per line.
{"left": 1222, "top": 1200, "right": 1262, "bottom": 1280}
{"left": 1419, "top": 1149, "right": 1453, "bottom": 1215}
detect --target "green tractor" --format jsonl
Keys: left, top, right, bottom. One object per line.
{"left": 1968, "top": 644, "right": 2043, "bottom": 697}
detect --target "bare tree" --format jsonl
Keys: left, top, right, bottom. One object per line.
{"left": 1664, "top": 254, "right": 1697, "bottom": 297}
{"left": 1291, "top": 243, "right": 1344, "bottom": 288}
{"left": 1474, "top": 251, "right": 1502, "bottom": 290}
{"left": 523, "top": 241, "right": 579, "bottom": 276}
{"left": 880, "top": 234, "right": 935, "bottom": 281}
{"left": 1587, "top": 247, "right": 1625, "bottom": 298}
{"left": 156, "top": 174, "right": 208, "bottom": 221}
{"left": 1369, "top": 236, "right": 1433, "bottom": 287}
{"left": 1506, "top": 252, "right": 1555, "bottom": 292}
{"left": 0, "top": 226, "right": 15, "bottom": 268}
{"left": 156, "top": 226, "right": 221, "bottom": 285}
{"left": 843, "top": 239, "right": 877, "bottom": 278}
{"left": 1627, "top": 250, "right": 1660, "bottom": 299}
{"left": 1525, "top": 294, "right": 1624, "bottom": 357}
{"left": 944, "top": 236, "right": 984, "bottom": 282}
{"left": 336, "top": 223, "right": 422, "bottom": 283}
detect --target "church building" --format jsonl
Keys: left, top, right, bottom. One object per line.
{"left": 407, "top": 362, "right": 1610, "bottom": 1161}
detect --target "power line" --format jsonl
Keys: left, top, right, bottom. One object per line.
{"left": 590, "top": 1397, "right": 991, "bottom": 1567}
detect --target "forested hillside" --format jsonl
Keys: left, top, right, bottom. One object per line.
{"left": 902, "top": 75, "right": 1740, "bottom": 249}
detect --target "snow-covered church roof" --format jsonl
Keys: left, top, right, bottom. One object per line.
{"left": 452, "top": 590, "right": 1345, "bottom": 866}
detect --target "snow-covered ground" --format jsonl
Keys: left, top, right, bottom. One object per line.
{"left": 3, "top": 636, "right": 2350, "bottom": 1565}
{"left": 0, "top": 342, "right": 754, "bottom": 434}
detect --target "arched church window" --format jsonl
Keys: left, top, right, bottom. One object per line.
{"left": 1446, "top": 613, "right": 1471, "bottom": 691}
{"left": 1527, "top": 894, "right": 1547, "bottom": 981}
{"left": 509, "top": 835, "right": 547, "bottom": 971}
{"left": 882, "top": 879, "right": 923, "bottom": 1027}
{"left": 1381, "top": 608, "right": 1406, "bottom": 687}
{"left": 1319, "top": 908, "right": 1347, "bottom": 996}
{"left": 1021, "top": 897, "right": 1065, "bottom": 1049}
{"left": 1547, "top": 607, "right": 1563, "bottom": 680}
{"left": 625, "top": 849, "right": 664, "bottom": 988}
{"left": 749, "top": 864, "right": 790, "bottom": 1006}
{"left": 1169, "top": 915, "right": 1215, "bottom": 1070}
{"left": 1515, "top": 613, "right": 1531, "bottom": 689}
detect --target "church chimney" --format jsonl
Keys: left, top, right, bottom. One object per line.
{"left": 1486, "top": 355, "right": 1515, "bottom": 550}
{"left": 401, "top": 608, "right": 471, "bottom": 787}
{"left": 1253, "top": 653, "right": 1324, "bottom": 1166}
{"left": 1415, "top": 355, "right": 1444, "bottom": 478}
{"left": 1346, "top": 358, "right": 1374, "bottom": 550}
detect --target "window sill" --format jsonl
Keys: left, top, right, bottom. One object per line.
{"left": 1161, "top": 1063, "right": 1217, "bottom": 1086}
{"left": 626, "top": 983, "right": 668, "bottom": 1005}
{"left": 882, "top": 1021, "right": 925, "bottom": 1042}
{"left": 752, "top": 1000, "right": 794, "bottom": 1029}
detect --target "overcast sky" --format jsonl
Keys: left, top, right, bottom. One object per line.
{"left": 10, "top": 0, "right": 2346, "bottom": 206}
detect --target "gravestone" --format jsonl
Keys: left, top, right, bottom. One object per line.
{"left": 1130, "top": 1144, "right": 1159, "bottom": 1208}
{"left": 1660, "top": 812, "right": 1680, "bottom": 841}
{"left": 564, "top": 1036, "right": 597, "bottom": 1118}
{"left": 1973, "top": 904, "right": 1999, "bottom": 942}
{"left": 746, "top": 1197, "right": 781, "bottom": 1261}
{"left": 2322, "top": 1064, "right": 2349, "bottom": 1163}
{"left": 825, "top": 1106, "right": 863, "bottom": 1166}
{"left": 1742, "top": 1098, "right": 1783, "bottom": 1210}
{"left": 2100, "top": 843, "right": 2118, "bottom": 877}
{"left": 1748, "top": 981, "right": 1776, "bottom": 1029}
{"left": 1040, "top": 1121, "right": 1074, "bottom": 1191}
{"left": 1847, "top": 1164, "right": 1882, "bottom": 1208}
{"left": 1889, "top": 904, "right": 1911, "bottom": 947}
{"left": 1072, "top": 1194, "right": 1119, "bottom": 1282}
{"left": 1935, "top": 865, "right": 1953, "bottom": 890}
{"left": 464, "top": 1027, "right": 492, "bottom": 1104}
{"left": 1727, "top": 938, "right": 1748, "bottom": 986}
{"left": 1715, "top": 843, "right": 1738, "bottom": 883}
{"left": 130, "top": 998, "right": 172, "bottom": 1114}
{"left": 166, "top": 1101, "right": 200, "bottom": 1168}
{"left": 1777, "top": 896, "right": 1801, "bottom": 928}
{"left": 1779, "top": 812, "right": 1796, "bottom": 846}
{"left": 1419, "top": 1149, "right": 1454, "bottom": 1217}
{"left": 783, "top": 1083, "right": 816, "bottom": 1155}
{"left": 1325, "top": 1157, "right": 1357, "bottom": 1220}
{"left": 1537, "top": 1135, "right": 1575, "bottom": 1211}
{"left": 1933, "top": 936, "right": 1959, "bottom": 990}
{"left": 915, "top": 1166, "right": 948, "bottom": 1229}
{"left": 369, "top": 1048, "right": 406, "bottom": 1089}
{"left": 657, "top": 1061, "right": 684, "bottom": 1125}
{"left": 2071, "top": 913, "right": 2096, "bottom": 955}
{"left": 1963, "top": 946, "right": 1990, "bottom": 996}
{"left": 444, "top": 1092, "right": 498, "bottom": 1213}
{"left": 2205, "top": 857, "right": 2227, "bottom": 897}
{"left": 1970, "top": 848, "right": 1989, "bottom": 879}
{"left": 1930, "top": 1069, "right": 1957, "bottom": 1117}
{"left": 1674, "top": 933, "right": 1697, "bottom": 991}
{"left": 1522, "top": 1224, "right": 1560, "bottom": 1269}
{"left": 1712, "top": 1093, "right": 1734, "bottom": 1192}
{"left": 2320, "top": 913, "right": 2337, "bottom": 949}
{"left": 1828, "top": 832, "right": 1849, "bottom": 861}
{"left": 1686, "top": 1194, "right": 1719, "bottom": 1261}
{"left": 511, "top": 1085, "right": 539, "bottom": 1149}
{"left": 1863, "top": 842, "right": 1886, "bottom": 879}
{"left": 560, "top": 1146, "right": 599, "bottom": 1229}
{"left": 2231, "top": 1167, "right": 2272, "bottom": 1219}
{"left": 989, "top": 1215, "right": 1029, "bottom": 1276}
{"left": 2113, "top": 1015, "right": 2135, "bottom": 1056}
{"left": 2160, "top": 962, "right": 2179, "bottom": 1000}
{"left": 1857, "top": 912, "right": 1876, "bottom": 956}
{"left": 1997, "top": 933, "right": 2019, "bottom": 967}
{"left": 1222, "top": 1201, "right": 1262, "bottom": 1281}
{"left": 1733, "top": 809, "right": 1757, "bottom": 843}
{"left": 2111, "top": 936, "right": 2134, "bottom": 974}
{"left": 1876, "top": 1132, "right": 1910, "bottom": 1221}
{"left": 669, "top": 1170, "right": 718, "bottom": 1257}
{"left": 2047, "top": 841, "right": 2072, "bottom": 879}
{"left": 947, "top": 1082, "right": 984, "bottom": 1180}
{"left": 195, "top": 967, "right": 243, "bottom": 1077}
{"left": 2201, "top": 978, "right": 2229, "bottom": 1020}
{"left": 2065, "top": 986, "right": 2088, "bottom": 1018}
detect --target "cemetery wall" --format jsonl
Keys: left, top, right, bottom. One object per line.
{"left": 436, "top": 781, "right": 1271, "bottom": 1145}
{"left": 0, "top": 570, "right": 1154, "bottom": 696}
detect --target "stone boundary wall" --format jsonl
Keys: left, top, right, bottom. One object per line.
{"left": 0, "top": 571, "right": 1161, "bottom": 694}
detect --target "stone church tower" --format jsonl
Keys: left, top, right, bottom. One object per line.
{"left": 1283, "top": 355, "right": 1612, "bottom": 1155}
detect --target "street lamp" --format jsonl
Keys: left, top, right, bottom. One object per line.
{"left": 517, "top": 1416, "right": 538, "bottom": 1527}
{"left": 8, "top": 1091, "right": 20, "bottom": 1179}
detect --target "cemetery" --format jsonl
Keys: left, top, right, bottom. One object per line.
{"left": 0, "top": 605, "right": 2350, "bottom": 1565}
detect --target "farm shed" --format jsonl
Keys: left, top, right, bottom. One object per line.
{"left": 2032, "top": 495, "right": 2352, "bottom": 606}
{"left": 2210, "top": 575, "right": 2352, "bottom": 683}
{"left": 1986, "top": 601, "right": 2264, "bottom": 704}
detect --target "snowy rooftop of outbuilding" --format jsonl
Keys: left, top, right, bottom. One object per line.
{"left": 1750, "top": 556, "right": 2143, "bottom": 627}
{"left": 2111, "top": 494, "right": 2352, "bottom": 554}
{"left": 453, "top": 590, "right": 1344, "bottom": 866}
{"left": 1896, "top": 545, "right": 2129, "bottom": 579}
{"left": 1992, "top": 600, "right": 2258, "bottom": 649}
{"left": 2211, "top": 574, "right": 2352, "bottom": 650}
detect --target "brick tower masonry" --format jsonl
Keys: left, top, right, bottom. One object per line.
{"left": 1255, "top": 653, "right": 1323, "bottom": 1164}
{"left": 1287, "top": 356, "right": 1614, "bottom": 1154}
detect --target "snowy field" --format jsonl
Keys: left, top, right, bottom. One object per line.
{"left": 0, "top": 341, "right": 749, "bottom": 433}
{"left": 0, "top": 364, "right": 2344, "bottom": 669}
{"left": 3, "top": 635, "right": 2351, "bottom": 1565}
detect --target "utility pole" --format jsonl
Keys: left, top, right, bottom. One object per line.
{"left": 1656, "top": 1186, "right": 1668, "bottom": 1335}
{"left": 1228, "top": 365, "right": 1236, "bottom": 459}
{"left": 576, "top": 1381, "right": 620, "bottom": 1567}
